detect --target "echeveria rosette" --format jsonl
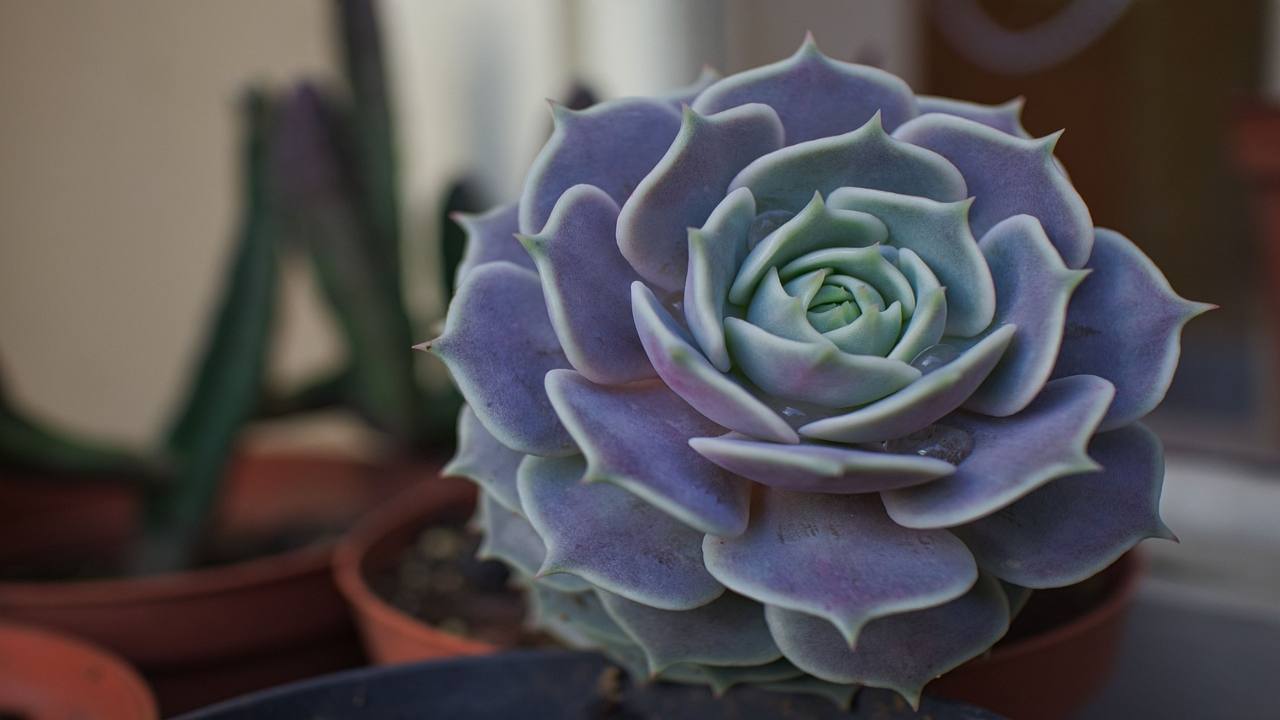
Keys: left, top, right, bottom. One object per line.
{"left": 428, "top": 38, "right": 1210, "bottom": 707}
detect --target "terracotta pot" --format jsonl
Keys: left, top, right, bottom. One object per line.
{"left": 0, "top": 621, "right": 157, "bottom": 720}
{"left": 929, "top": 552, "right": 1141, "bottom": 720}
{"left": 334, "top": 475, "right": 494, "bottom": 664}
{"left": 0, "top": 452, "right": 431, "bottom": 715}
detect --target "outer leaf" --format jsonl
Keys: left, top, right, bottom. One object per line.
{"left": 598, "top": 590, "right": 782, "bottom": 672}
{"left": 916, "top": 96, "right": 1029, "bottom": 138}
{"left": 765, "top": 574, "right": 1009, "bottom": 709}
{"left": 690, "top": 432, "right": 953, "bottom": 494}
{"left": 452, "top": 201, "right": 533, "bottom": 289}
{"left": 691, "top": 35, "right": 918, "bottom": 143}
{"left": 955, "top": 423, "right": 1175, "bottom": 588}
{"left": 618, "top": 104, "right": 784, "bottom": 292}
{"left": 518, "top": 454, "right": 724, "bottom": 610}
{"left": 1051, "top": 229, "right": 1213, "bottom": 430}
{"left": 544, "top": 369, "right": 750, "bottom": 537}
{"left": 798, "top": 325, "right": 1015, "bottom": 443}
{"left": 427, "top": 262, "right": 575, "bottom": 457}
{"left": 519, "top": 185, "right": 653, "bottom": 384}
{"left": 526, "top": 583, "right": 629, "bottom": 645}
{"left": 729, "top": 113, "right": 966, "bottom": 215}
{"left": 964, "top": 214, "right": 1089, "bottom": 416}
{"left": 882, "top": 375, "right": 1115, "bottom": 529}
{"left": 519, "top": 98, "right": 682, "bottom": 234}
{"left": 893, "top": 113, "right": 1093, "bottom": 268}
{"left": 443, "top": 405, "right": 523, "bottom": 514}
{"left": 475, "top": 493, "right": 590, "bottom": 593}
{"left": 633, "top": 282, "right": 798, "bottom": 444}
{"left": 703, "top": 489, "right": 977, "bottom": 647}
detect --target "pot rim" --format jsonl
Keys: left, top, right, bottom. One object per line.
{"left": 0, "top": 620, "right": 159, "bottom": 719}
{"left": 333, "top": 477, "right": 495, "bottom": 655}
{"left": 0, "top": 452, "right": 384, "bottom": 607}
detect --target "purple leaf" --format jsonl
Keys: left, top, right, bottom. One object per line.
{"left": 828, "top": 188, "right": 995, "bottom": 337}
{"left": 453, "top": 202, "right": 534, "bottom": 286}
{"left": 916, "top": 96, "right": 1029, "bottom": 138}
{"left": 690, "top": 432, "right": 953, "bottom": 494}
{"left": 893, "top": 113, "right": 1093, "bottom": 268}
{"left": 476, "top": 493, "right": 590, "bottom": 593}
{"left": 799, "top": 325, "right": 1016, "bottom": 443}
{"left": 618, "top": 104, "right": 784, "bottom": 293}
{"left": 684, "top": 188, "right": 757, "bottom": 372}
{"left": 883, "top": 375, "right": 1115, "bottom": 529}
{"left": 428, "top": 262, "right": 575, "bottom": 456}
{"left": 691, "top": 35, "right": 917, "bottom": 143}
{"left": 729, "top": 114, "right": 966, "bottom": 215}
{"left": 964, "top": 215, "right": 1089, "bottom": 416}
{"left": 703, "top": 489, "right": 977, "bottom": 646}
{"left": 765, "top": 574, "right": 1009, "bottom": 709}
{"left": 545, "top": 369, "right": 751, "bottom": 537}
{"left": 444, "top": 405, "right": 525, "bottom": 513}
{"left": 518, "top": 454, "right": 724, "bottom": 610}
{"left": 519, "top": 184, "right": 654, "bottom": 384}
{"left": 632, "top": 281, "right": 799, "bottom": 444}
{"left": 519, "top": 98, "right": 682, "bottom": 234}
{"left": 597, "top": 590, "right": 782, "bottom": 672}
{"left": 527, "top": 583, "right": 629, "bottom": 646}
{"left": 1052, "top": 229, "right": 1213, "bottom": 430}
{"left": 954, "top": 423, "right": 1175, "bottom": 588}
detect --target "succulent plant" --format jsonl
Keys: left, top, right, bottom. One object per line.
{"left": 430, "top": 38, "right": 1209, "bottom": 706}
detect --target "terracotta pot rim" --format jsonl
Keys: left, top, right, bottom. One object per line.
{"left": 0, "top": 452, "right": 388, "bottom": 606}
{"left": 0, "top": 620, "right": 159, "bottom": 719}
{"left": 334, "top": 480, "right": 496, "bottom": 656}
{"left": 984, "top": 550, "right": 1142, "bottom": 663}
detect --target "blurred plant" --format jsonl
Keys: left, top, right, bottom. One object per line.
{"left": 0, "top": 0, "right": 470, "bottom": 573}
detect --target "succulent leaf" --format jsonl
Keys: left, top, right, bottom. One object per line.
{"left": 955, "top": 423, "right": 1174, "bottom": 588}
{"left": 964, "top": 214, "right": 1089, "bottom": 416}
{"left": 633, "top": 281, "right": 799, "bottom": 444}
{"left": 519, "top": 185, "right": 654, "bottom": 384}
{"left": 729, "top": 114, "right": 966, "bottom": 215}
{"left": 703, "top": 490, "right": 977, "bottom": 647}
{"left": 916, "top": 96, "right": 1030, "bottom": 138}
{"left": 691, "top": 36, "right": 917, "bottom": 143}
{"left": 444, "top": 405, "right": 525, "bottom": 513}
{"left": 690, "top": 432, "right": 953, "bottom": 494}
{"left": 520, "top": 98, "right": 682, "bottom": 234}
{"left": 544, "top": 369, "right": 750, "bottom": 537}
{"left": 1051, "top": 228, "right": 1214, "bottom": 430}
{"left": 765, "top": 574, "right": 1009, "bottom": 709}
{"left": 517, "top": 454, "right": 724, "bottom": 610}
{"left": 684, "top": 188, "right": 758, "bottom": 371}
{"left": 798, "top": 324, "right": 1016, "bottom": 443}
{"left": 598, "top": 590, "right": 783, "bottom": 673}
{"left": 893, "top": 113, "right": 1093, "bottom": 269}
{"left": 618, "top": 104, "right": 784, "bottom": 292}
{"left": 882, "top": 374, "right": 1115, "bottom": 529}
{"left": 476, "top": 493, "right": 590, "bottom": 593}
{"left": 453, "top": 202, "right": 534, "bottom": 287}
{"left": 828, "top": 187, "right": 994, "bottom": 337}
{"left": 428, "top": 262, "right": 575, "bottom": 456}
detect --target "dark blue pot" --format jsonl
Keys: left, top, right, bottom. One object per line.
{"left": 176, "top": 649, "right": 1004, "bottom": 719}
